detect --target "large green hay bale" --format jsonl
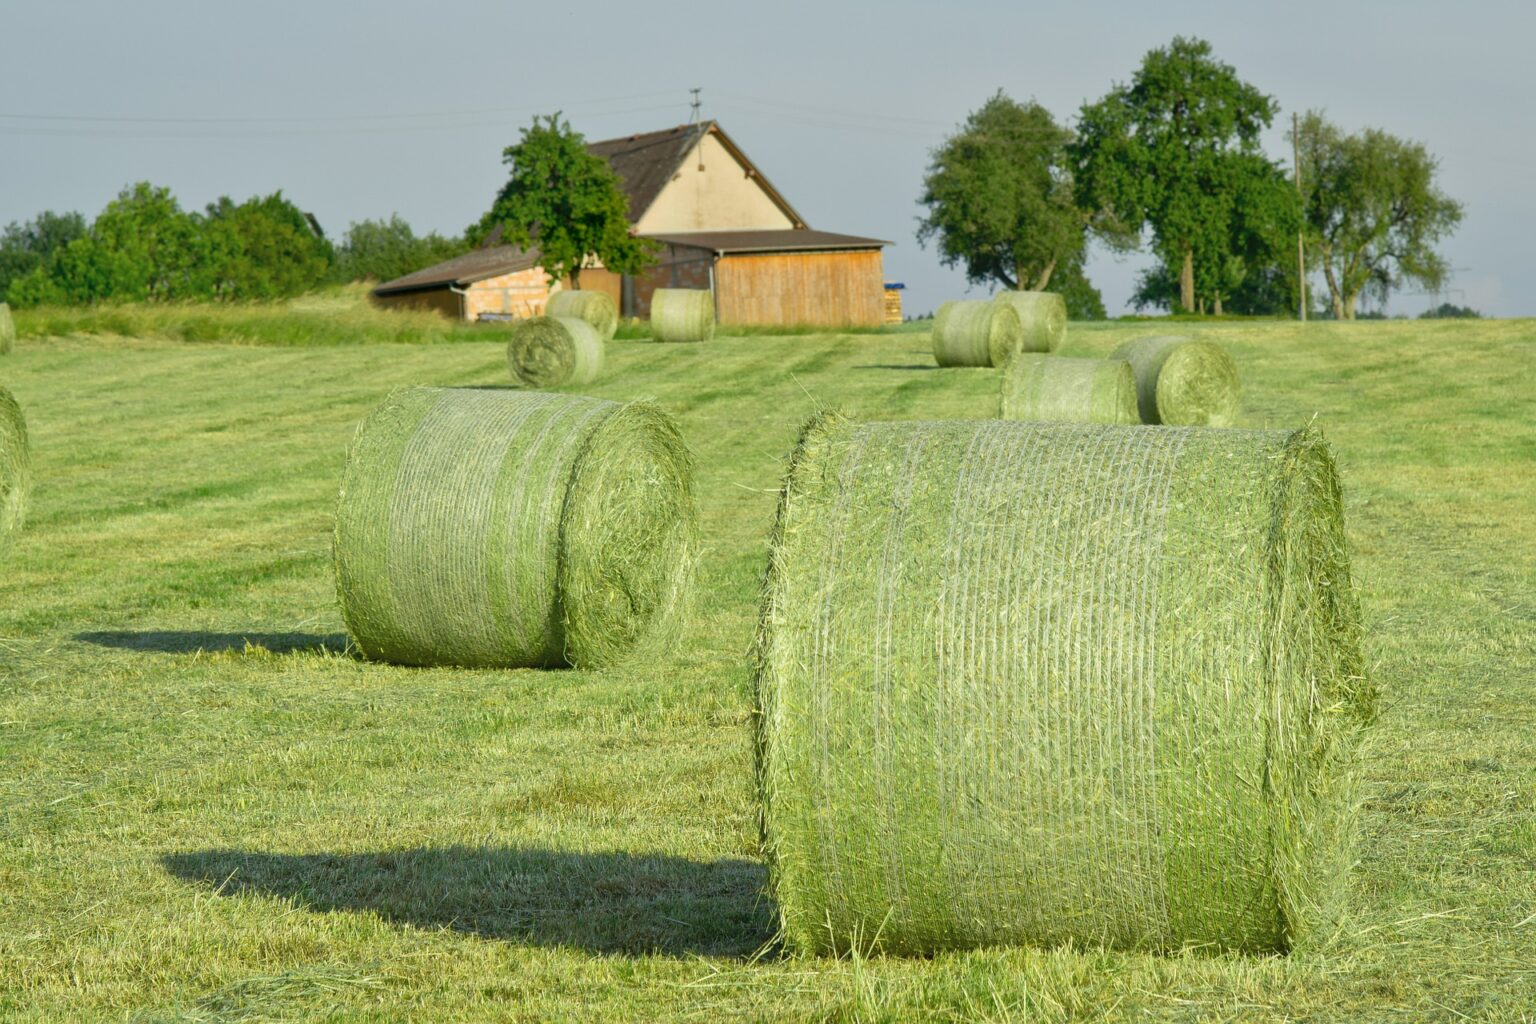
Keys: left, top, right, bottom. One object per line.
{"left": 756, "top": 414, "right": 1372, "bottom": 956}
{"left": 992, "top": 290, "right": 1066, "bottom": 353}
{"left": 999, "top": 353, "right": 1140, "bottom": 424}
{"left": 0, "top": 386, "right": 30, "bottom": 544}
{"left": 1112, "top": 335, "right": 1241, "bottom": 426}
{"left": 0, "top": 303, "right": 15, "bottom": 355}
{"left": 545, "top": 289, "right": 619, "bottom": 342}
{"left": 650, "top": 288, "right": 715, "bottom": 343}
{"left": 506, "top": 315, "right": 604, "bottom": 389}
{"left": 931, "top": 300, "right": 1023, "bottom": 367}
{"left": 333, "top": 387, "right": 696, "bottom": 669}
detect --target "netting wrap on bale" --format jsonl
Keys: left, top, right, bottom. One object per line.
{"left": 334, "top": 387, "right": 696, "bottom": 669}
{"left": 0, "top": 303, "right": 15, "bottom": 355}
{"left": 992, "top": 290, "right": 1066, "bottom": 353}
{"left": 999, "top": 353, "right": 1140, "bottom": 424}
{"left": 506, "top": 315, "right": 605, "bottom": 389}
{"left": 650, "top": 289, "right": 715, "bottom": 343}
{"left": 932, "top": 300, "right": 1023, "bottom": 367}
{"left": 755, "top": 414, "right": 1373, "bottom": 956}
{"left": 545, "top": 290, "right": 619, "bottom": 342}
{"left": 0, "top": 386, "right": 30, "bottom": 544}
{"left": 1112, "top": 335, "right": 1240, "bottom": 427}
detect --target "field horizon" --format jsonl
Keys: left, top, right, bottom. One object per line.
{"left": 1, "top": 317, "right": 1532, "bottom": 1021}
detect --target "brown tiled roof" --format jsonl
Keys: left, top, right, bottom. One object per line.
{"left": 372, "top": 244, "right": 540, "bottom": 295}
{"left": 645, "top": 229, "right": 889, "bottom": 254}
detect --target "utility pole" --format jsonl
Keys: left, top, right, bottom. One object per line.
{"left": 688, "top": 88, "right": 702, "bottom": 125}
{"left": 1293, "top": 111, "right": 1307, "bottom": 322}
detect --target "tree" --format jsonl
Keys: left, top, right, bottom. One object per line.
{"left": 0, "top": 211, "right": 87, "bottom": 297}
{"left": 1419, "top": 302, "right": 1480, "bottom": 319}
{"left": 333, "top": 215, "right": 466, "bottom": 284}
{"left": 1072, "top": 36, "right": 1294, "bottom": 313}
{"left": 1293, "top": 112, "right": 1463, "bottom": 320}
{"left": 918, "top": 92, "right": 1119, "bottom": 293}
{"left": 471, "top": 113, "right": 656, "bottom": 288}
{"left": 203, "top": 192, "right": 334, "bottom": 300}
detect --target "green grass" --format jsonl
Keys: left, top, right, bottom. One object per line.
{"left": 0, "top": 317, "right": 1533, "bottom": 1021}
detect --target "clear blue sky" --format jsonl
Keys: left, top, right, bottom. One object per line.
{"left": 2, "top": 0, "right": 1529, "bottom": 317}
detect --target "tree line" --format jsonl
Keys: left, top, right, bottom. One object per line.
{"left": 918, "top": 36, "right": 1464, "bottom": 319}
{"left": 0, "top": 187, "right": 467, "bottom": 307}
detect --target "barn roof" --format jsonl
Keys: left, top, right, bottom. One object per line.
{"left": 371, "top": 244, "right": 540, "bottom": 295}
{"left": 647, "top": 229, "right": 889, "bottom": 254}
{"left": 588, "top": 120, "right": 806, "bottom": 228}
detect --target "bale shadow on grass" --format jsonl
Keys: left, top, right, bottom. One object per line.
{"left": 852, "top": 364, "right": 939, "bottom": 371}
{"left": 75, "top": 630, "right": 349, "bottom": 656}
{"left": 162, "top": 846, "right": 774, "bottom": 958}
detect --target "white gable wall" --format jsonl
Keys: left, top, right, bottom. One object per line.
{"left": 634, "top": 132, "right": 797, "bottom": 234}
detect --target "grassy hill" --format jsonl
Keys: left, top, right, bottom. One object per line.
{"left": 0, "top": 318, "right": 1532, "bottom": 1021}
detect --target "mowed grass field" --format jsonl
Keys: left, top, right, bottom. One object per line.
{"left": 1, "top": 317, "right": 1533, "bottom": 1022}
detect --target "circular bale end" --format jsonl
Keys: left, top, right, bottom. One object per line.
{"left": 0, "top": 387, "right": 30, "bottom": 543}
{"left": 650, "top": 289, "right": 715, "bottom": 343}
{"left": 1112, "top": 336, "right": 1240, "bottom": 426}
{"left": 545, "top": 290, "right": 619, "bottom": 342}
{"left": 333, "top": 388, "right": 696, "bottom": 669}
{"left": 932, "top": 300, "right": 1024, "bottom": 367}
{"left": 992, "top": 291, "right": 1067, "bottom": 353}
{"left": 999, "top": 354, "right": 1140, "bottom": 424}
{"left": 507, "top": 315, "right": 604, "bottom": 389}
{"left": 754, "top": 415, "right": 1371, "bottom": 956}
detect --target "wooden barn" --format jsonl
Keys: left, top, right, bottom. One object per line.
{"left": 372, "top": 121, "right": 890, "bottom": 327}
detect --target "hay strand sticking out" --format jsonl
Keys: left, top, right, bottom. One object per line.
{"left": 932, "top": 299, "right": 1023, "bottom": 367}
{"left": 999, "top": 353, "right": 1140, "bottom": 424}
{"left": 0, "top": 303, "right": 14, "bottom": 355}
{"left": 650, "top": 288, "right": 715, "bottom": 343}
{"left": 1112, "top": 335, "right": 1241, "bottom": 426}
{"left": 333, "top": 387, "right": 696, "bottom": 669}
{"left": 755, "top": 414, "right": 1371, "bottom": 956}
{"left": 992, "top": 290, "right": 1066, "bottom": 352}
{"left": 545, "top": 289, "right": 619, "bottom": 342}
{"left": 506, "top": 315, "right": 605, "bottom": 389}
{"left": 0, "top": 386, "right": 30, "bottom": 544}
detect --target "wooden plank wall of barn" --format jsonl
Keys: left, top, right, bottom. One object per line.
{"left": 714, "top": 250, "right": 885, "bottom": 327}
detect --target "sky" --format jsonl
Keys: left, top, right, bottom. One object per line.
{"left": 1, "top": 0, "right": 1530, "bottom": 318}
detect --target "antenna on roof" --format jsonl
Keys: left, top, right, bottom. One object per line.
{"left": 688, "top": 87, "right": 702, "bottom": 126}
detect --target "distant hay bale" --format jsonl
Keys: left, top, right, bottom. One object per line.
{"left": 1111, "top": 335, "right": 1240, "bottom": 426}
{"left": 999, "top": 353, "right": 1140, "bottom": 424}
{"left": 0, "top": 303, "right": 14, "bottom": 355}
{"left": 992, "top": 290, "right": 1066, "bottom": 352}
{"left": 650, "top": 289, "right": 715, "bottom": 343}
{"left": 932, "top": 300, "right": 1023, "bottom": 367}
{"left": 545, "top": 289, "right": 619, "bottom": 342}
{"left": 334, "top": 387, "right": 696, "bottom": 669}
{"left": 506, "top": 315, "right": 604, "bottom": 389}
{"left": 756, "top": 413, "right": 1372, "bottom": 956}
{"left": 0, "top": 386, "right": 30, "bottom": 544}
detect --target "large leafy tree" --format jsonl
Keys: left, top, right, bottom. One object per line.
{"left": 1293, "top": 111, "right": 1463, "bottom": 319}
{"left": 0, "top": 211, "right": 87, "bottom": 298}
{"left": 1073, "top": 36, "right": 1294, "bottom": 313}
{"left": 334, "top": 215, "right": 466, "bottom": 284}
{"left": 472, "top": 113, "right": 656, "bottom": 288}
{"left": 917, "top": 92, "right": 1117, "bottom": 294}
{"left": 203, "top": 191, "right": 334, "bottom": 300}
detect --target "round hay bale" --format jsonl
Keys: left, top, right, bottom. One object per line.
{"left": 999, "top": 353, "right": 1140, "bottom": 424}
{"left": 932, "top": 300, "right": 1023, "bottom": 367}
{"left": 333, "top": 387, "right": 696, "bottom": 669}
{"left": 0, "top": 303, "right": 15, "bottom": 355}
{"left": 506, "top": 315, "right": 604, "bottom": 389}
{"left": 650, "top": 288, "right": 715, "bottom": 343}
{"left": 992, "top": 290, "right": 1066, "bottom": 353}
{"left": 1111, "top": 335, "right": 1240, "bottom": 426}
{"left": 0, "top": 387, "right": 30, "bottom": 544}
{"left": 545, "top": 289, "right": 619, "bottom": 342}
{"left": 755, "top": 414, "right": 1372, "bottom": 955}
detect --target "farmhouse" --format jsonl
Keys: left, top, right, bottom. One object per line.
{"left": 371, "top": 121, "right": 890, "bottom": 327}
